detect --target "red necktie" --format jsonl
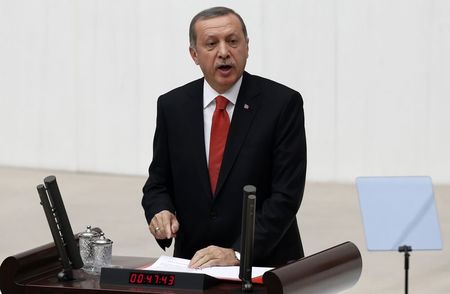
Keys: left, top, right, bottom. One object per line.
{"left": 209, "top": 95, "right": 230, "bottom": 195}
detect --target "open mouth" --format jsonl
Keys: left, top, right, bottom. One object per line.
{"left": 217, "top": 64, "right": 232, "bottom": 72}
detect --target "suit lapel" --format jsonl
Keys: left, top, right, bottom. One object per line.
{"left": 184, "top": 79, "right": 214, "bottom": 201}
{"left": 215, "top": 72, "right": 261, "bottom": 196}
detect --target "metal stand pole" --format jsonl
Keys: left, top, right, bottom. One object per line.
{"left": 398, "top": 245, "right": 412, "bottom": 294}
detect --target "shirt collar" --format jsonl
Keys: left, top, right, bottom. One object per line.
{"left": 203, "top": 76, "right": 243, "bottom": 109}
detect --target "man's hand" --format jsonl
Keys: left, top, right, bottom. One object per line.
{"left": 148, "top": 210, "right": 179, "bottom": 240}
{"left": 188, "top": 245, "right": 239, "bottom": 269}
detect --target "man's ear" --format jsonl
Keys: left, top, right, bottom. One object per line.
{"left": 189, "top": 47, "right": 199, "bottom": 65}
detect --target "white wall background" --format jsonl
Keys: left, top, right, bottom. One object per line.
{"left": 1, "top": 0, "right": 449, "bottom": 183}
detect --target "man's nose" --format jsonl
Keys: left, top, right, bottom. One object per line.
{"left": 217, "top": 41, "right": 230, "bottom": 58}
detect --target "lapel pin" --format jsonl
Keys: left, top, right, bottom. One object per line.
{"left": 244, "top": 104, "right": 250, "bottom": 110}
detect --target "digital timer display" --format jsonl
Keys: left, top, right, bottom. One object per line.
{"left": 101, "top": 267, "right": 218, "bottom": 290}
{"left": 128, "top": 272, "right": 175, "bottom": 287}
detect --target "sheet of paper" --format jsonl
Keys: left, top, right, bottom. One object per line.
{"left": 141, "top": 255, "right": 272, "bottom": 281}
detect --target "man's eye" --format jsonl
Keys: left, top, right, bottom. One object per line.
{"left": 206, "top": 41, "right": 216, "bottom": 47}
{"left": 229, "top": 39, "right": 238, "bottom": 46}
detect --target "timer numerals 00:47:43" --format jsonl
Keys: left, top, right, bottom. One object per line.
{"left": 128, "top": 272, "right": 175, "bottom": 286}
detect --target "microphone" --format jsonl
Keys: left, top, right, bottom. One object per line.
{"left": 239, "top": 185, "right": 256, "bottom": 292}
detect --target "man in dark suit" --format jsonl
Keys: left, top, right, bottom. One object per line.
{"left": 142, "top": 6, "right": 307, "bottom": 268}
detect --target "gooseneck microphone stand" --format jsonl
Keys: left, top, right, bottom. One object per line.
{"left": 239, "top": 185, "right": 257, "bottom": 292}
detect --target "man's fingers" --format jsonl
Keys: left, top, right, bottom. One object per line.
{"left": 188, "top": 246, "right": 238, "bottom": 269}
{"left": 164, "top": 221, "right": 172, "bottom": 239}
{"left": 198, "top": 258, "right": 222, "bottom": 269}
{"left": 149, "top": 210, "right": 179, "bottom": 239}
{"left": 149, "top": 220, "right": 164, "bottom": 239}
{"left": 161, "top": 212, "right": 176, "bottom": 238}
{"left": 189, "top": 250, "right": 209, "bottom": 268}
{"left": 171, "top": 217, "right": 180, "bottom": 235}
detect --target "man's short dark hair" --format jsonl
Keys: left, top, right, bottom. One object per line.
{"left": 189, "top": 6, "right": 248, "bottom": 48}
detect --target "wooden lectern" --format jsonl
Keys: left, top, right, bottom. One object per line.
{"left": 1, "top": 240, "right": 362, "bottom": 294}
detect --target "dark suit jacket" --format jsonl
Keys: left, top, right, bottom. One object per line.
{"left": 142, "top": 71, "right": 307, "bottom": 267}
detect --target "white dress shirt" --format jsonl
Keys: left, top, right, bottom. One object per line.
{"left": 203, "top": 76, "right": 243, "bottom": 164}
